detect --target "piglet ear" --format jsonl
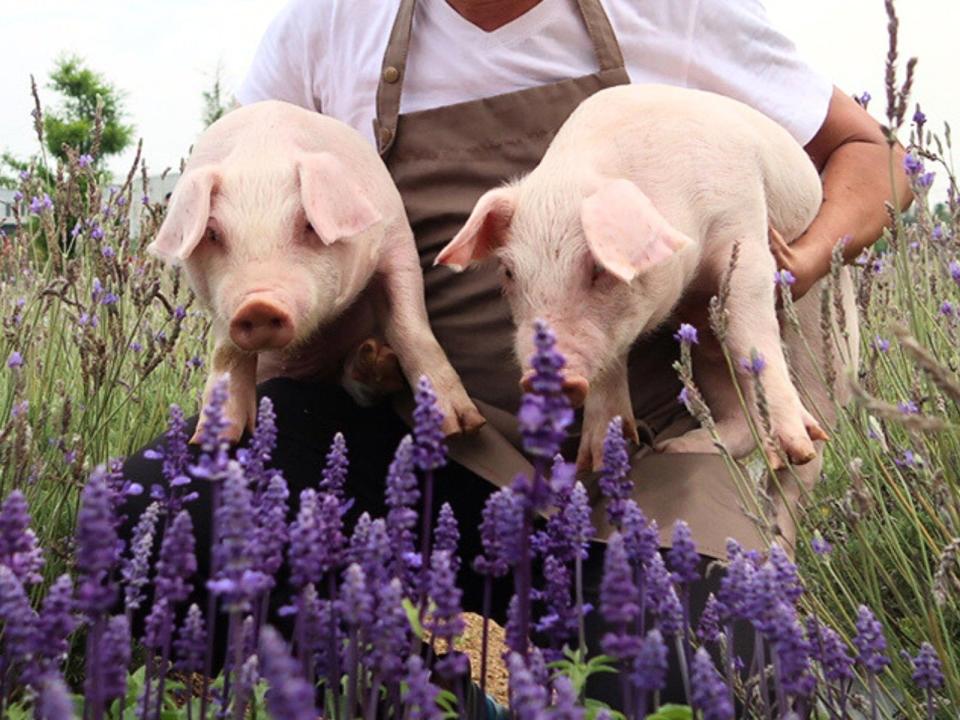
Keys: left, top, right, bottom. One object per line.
{"left": 581, "top": 178, "right": 693, "bottom": 283}
{"left": 298, "top": 152, "right": 382, "bottom": 244}
{"left": 147, "top": 167, "right": 219, "bottom": 263}
{"left": 435, "top": 186, "right": 518, "bottom": 271}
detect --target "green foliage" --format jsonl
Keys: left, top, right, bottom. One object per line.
{"left": 201, "top": 62, "right": 231, "bottom": 128}
{"left": 644, "top": 705, "right": 693, "bottom": 720}
{"left": 43, "top": 55, "right": 134, "bottom": 163}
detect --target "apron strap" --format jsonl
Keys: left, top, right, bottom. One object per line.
{"left": 373, "top": 0, "right": 626, "bottom": 157}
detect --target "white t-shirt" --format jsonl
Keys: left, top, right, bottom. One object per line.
{"left": 237, "top": 0, "right": 832, "bottom": 149}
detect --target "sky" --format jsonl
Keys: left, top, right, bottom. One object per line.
{"left": 2, "top": 0, "right": 957, "bottom": 185}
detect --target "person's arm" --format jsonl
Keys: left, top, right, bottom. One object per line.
{"left": 769, "top": 87, "right": 914, "bottom": 299}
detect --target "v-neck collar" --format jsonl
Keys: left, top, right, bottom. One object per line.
{"left": 421, "top": 0, "right": 561, "bottom": 48}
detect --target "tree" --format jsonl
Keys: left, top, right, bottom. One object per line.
{"left": 43, "top": 55, "right": 134, "bottom": 164}
{"left": 201, "top": 62, "right": 232, "bottom": 128}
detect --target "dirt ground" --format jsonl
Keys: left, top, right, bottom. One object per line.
{"left": 461, "top": 612, "right": 509, "bottom": 705}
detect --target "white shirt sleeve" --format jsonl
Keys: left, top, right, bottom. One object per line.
{"left": 685, "top": 0, "right": 833, "bottom": 146}
{"left": 236, "top": 0, "right": 322, "bottom": 111}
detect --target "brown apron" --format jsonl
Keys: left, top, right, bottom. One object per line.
{"left": 375, "top": 0, "right": 768, "bottom": 559}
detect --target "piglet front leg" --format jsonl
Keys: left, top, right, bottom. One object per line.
{"left": 376, "top": 236, "right": 486, "bottom": 436}
{"left": 576, "top": 361, "right": 639, "bottom": 471}
{"left": 190, "top": 340, "right": 259, "bottom": 445}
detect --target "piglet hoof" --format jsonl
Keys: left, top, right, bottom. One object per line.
{"left": 348, "top": 338, "right": 406, "bottom": 395}
{"left": 771, "top": 427, "right": 817, "bottom": 466}
{"left": 803, "top": 409, "right": 830, "bottom": 443}
{"left": 438, "top": 395, "right": 486, "bottom": 437}
{"left": 188, "top": 415, "right": 246, "bottom": 446}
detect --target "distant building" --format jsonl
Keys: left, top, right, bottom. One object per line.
{"left": 0, "top": 188, "right": 22, "bottom": 235}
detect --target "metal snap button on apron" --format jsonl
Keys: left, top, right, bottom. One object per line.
{"left": 383, "top": 66, "right": 401, "bottom": 84}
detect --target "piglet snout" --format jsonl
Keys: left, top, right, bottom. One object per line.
{"left": 520, "top": 371, "right": 590, "bottom": 408}
{"left": 230, "top": 297, "right": 295, "bottom": 351}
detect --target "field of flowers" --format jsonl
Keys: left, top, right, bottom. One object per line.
{"left": 0, "top": 15, "right": 958, "bottom": 720}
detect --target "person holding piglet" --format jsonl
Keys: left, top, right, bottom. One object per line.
{"left": 123, "top": 0, "right": 912, "bottom": 708}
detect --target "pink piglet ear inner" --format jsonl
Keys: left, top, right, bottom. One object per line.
{"left": 298, "top": 152, "right": 383, "bottom": 245}
{"left": 581, "top": 178, "right": 693, "bottom": 283}
{"left": 435, "top": 186, "right": 518, "bottom": 271}
{"left": 147, "top": 167, "right": 220, "bottom": 263}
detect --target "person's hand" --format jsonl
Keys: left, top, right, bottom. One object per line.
{"left": 768, "top": 226, "right": 831, "bottom": 301}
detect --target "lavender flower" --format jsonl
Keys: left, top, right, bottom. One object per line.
{"left": 507, "top": 652, "right": 548, "bottom": 720}
{"left": 474, "top": 487, "right": 523, "bottom": 578}
{"left": 668, "top": 520, "right": 700, "bottom": 586}
{"left": 674, "top": 323, "right": 699, "bottom": 345}
{"left": 690, "top": 647, "right": 734, "bottom": 719}
{"left": 550, "top": 675, "right": 585, "bottom": 720}
{"left": 175, "top": 603, "right": 207, "bottom": 674}
{"left": 600, "top": 533, "right": 639, "bottom": 627}
{"left": 368, "top": 578, "right": 410, "bottom": 683}
{"left": 252, "top": 474, "right": 289, "bottom": 580}
{"left": 122, "top": 502, "right": 160, "bottom": 613}
{"left": 78, "top": 153, "right": 93, "bottom": 167}
{"left": 36, "top": 575, "right": 77, "bottom": 671}
{"left": 6, "top": 350, "right": 23, "bottom": 369}
{"left": 189, "top": 375, "right": 231, "bottom": 480}
{"left": 427, "top": 550, "right": 466, "bottom": 677}
{"left": 697, "top": 593, "right": 724, "bottom": 644}
{"left": 621, "top": 500, "right": 659, "bottom": 569}
{"left": 37, "top": 674, "right": 76, "bottom": 720}
{"left": 208, "top": 462, "right": 268, "bottom": 609}
{"left": 0, "top": 565, "right": 38, "bottom": 685}
{"left": 434, "top": 502, "right": 460, "bottom": 573}
{"left": 0, "top": 489, "right": 44, "bottom": 585}
{"left": 385, "top": 436, "right": 420, "bottom": 588}
{"left": 535, "top": 555, "right": 579, "bottom": 645}
{"left": 99, "top": 615, "right": 132, "bottom": 705}
{"left": 404, "top": 655, "right": 443, "bottom": 720}
{"left": 320, "top": 431, "right": 349, "bottom": 500}
{"left": 808, "top": 619, "right": 854, "bottom": 684}
{"left": 413, "top": 376, "right": 447, "bottom": 471}
{"left": 518, "top": 320, "right": 573, "bottom": 458}
{"left": 949, "top": 259, "right": 960, "bottom": 286}
{"left": 739, "top": 352, "right": 767, "bottom": 376}
{"left": 910, "top": 642, "right": 945, "bottom": 690}
{"left": 854, "top": 605, "right": 891, "bottom": 674}
{"left": 774, "top": 269, "right": 796, "bottom": 287}
{"left": 340, "top": 563, "right": 374, "bottom": 631}
{"left": 290, "top": 489, "right": 345, "bottom": 593}
{"left": 811, "top": 532, "right": 832, "bottom": 557}
{"left": 598, "top": 417, "right": 632, "bottom": 527}
{"left": 538, "top": 480, "right": 592, "bottom": 563}
{"left": 633, "top": 629, "right": 668, "bottom": 693}
{"left": 259, "top": 626, "right": 319, "bottom": 720}
{"left": 646, "top": 554, "right": 683, "bottom": 637}
{"left": 769, "top": 543, "right": 803, "bottom": 603}
{"left": 769, "top": 601, "right": 814, "bottom": 697}
{"left": 154, "top": 510, "right": 197, "bottom": 605}
{"left": 240, "top": 397, "right": 277, "bottom": 489}
{"left": 74, "top": 466, "right": 121, "bottom": 615}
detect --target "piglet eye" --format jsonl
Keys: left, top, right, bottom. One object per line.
{"left": 206, "top": 227, "right": 221, "bottom": 245}
{"left": 305, "top": 222, "right": 315, "bottom": 235}
{"left": 503, "top": 267, "right": 514, "bottom": 281}
{"left": 591, "top": 262, "right": 605, "bottom": 282}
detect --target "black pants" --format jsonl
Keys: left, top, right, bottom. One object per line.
{"left": 120, "top": 378, "right": 752, "bottom": 707}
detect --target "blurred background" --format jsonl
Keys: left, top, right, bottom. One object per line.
{"left": 1, "top": 0, "right": 956, "bottom": 181}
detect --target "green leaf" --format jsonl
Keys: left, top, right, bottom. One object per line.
{"left": 645, "top": 704, "right": 693, "bottom": 720}
{"left": 401, "top": 597, "right": 426, "bottom": 639}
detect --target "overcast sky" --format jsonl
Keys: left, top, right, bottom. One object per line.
{"left": 3, "top": 0, "right": 957, "bottom": 186}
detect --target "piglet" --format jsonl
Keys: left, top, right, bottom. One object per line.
{"left": 436, "top": 84, "right": 826, "bottom": 469}
{"left": 149, "top": 100, "right": 483, "bottom": 441}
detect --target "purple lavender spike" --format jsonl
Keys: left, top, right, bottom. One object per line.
{"left": 621, "top": 500, "right": 659, "bottom": 570}
{"left": 697, "top": 593, "right": 724, "bottom": 645}
{"left": 535, "top": 555, "right": 579, "bottom": 648}
{"left": 413, "top": 376, "right": 447, "bottom": 471}
{"left": 241, "top": 397, "right": 277, "bottom": 490}
{"left": 320, "top": 432, "right": 349, "bottom": 501}
{"left": 854, "top": 605, "right": 891, "bottom": 675}
{"left": 507, "top": 652, "right": 548, "bottom": 720}
{"left": 633, "top": 629, "right": 668, "bottom": 692}
{"left": 690, "top": 647, "right": 734, "bottom": 719}
{"left": 385, "top": 436, "right": 420, "bottom": 591}
{"left": 518, "top": 320, "right": 573, "bottom": 459}
{"left": 98, "top": 615, "right": 132, "bottom": 707}
{"left": 368, "top": 578, "right": 410, "bottom": 684}
{"left": 36, "top": 575, "right": 77, "bottom": 674}
{"left": 473, "top": 487, "right": 523, "bottom": 578}
{"left": 122, "top": 502, "right": 160, "bottom": 615}
{"left": 403, "top": 655, "right": 443, "bottom": 720}
{"left": 427, "top": 550, "right": 467, "bottom": 679}
{"left": 37, "top": 673, "right": 76, "bottom": 719}
{"left": 768, "top": 602, "right": 814, "bottom": 699}
{"left": 768, "top": 543, "right": 803, "bottom": 604}
{"left": 911, "top": 642, "right": 945, "bottom": 690}
{"left": 189, "top": 375, "right": 231, "bottom": 481}
{"left": 0, "top": 490, "right": 44, "bottom": 585}
{"left": 253, "top": 474, "right": 290, "bottom": 581}
{"left": 175, "top": 603, "right": 207, "bottom": 675}
{"left": 155, "top": 510, "right": 197, "bottom": 605}
{"left": 433, "top": 502, "right": 460, "bottom": 573}
{"left": 259, "top": 626, "right": 319, "bottom": 720}
{"left": 667, "top": 520, "right": 700, "bottom": 586}
{"left": 600, "top": 533, "right": 639, "bottom": 627}
{"left": 75, "top": 466, "right": 121, "bottom": 617}
{"left": 550, "top": 675, "right": 584, "bottom": 720}
{"left": 0, "top": 565, "right": 38, "bottom": 688}
{"left": 598, "top": 417, "right": 632, "bottom": 528}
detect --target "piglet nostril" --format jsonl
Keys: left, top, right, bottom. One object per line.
{"left": 230, "top": 298, "right": 295, "bottom": 351}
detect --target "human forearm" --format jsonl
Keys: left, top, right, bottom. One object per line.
{"left": 770, "top": 87, "right": 914, "bottom": 298}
